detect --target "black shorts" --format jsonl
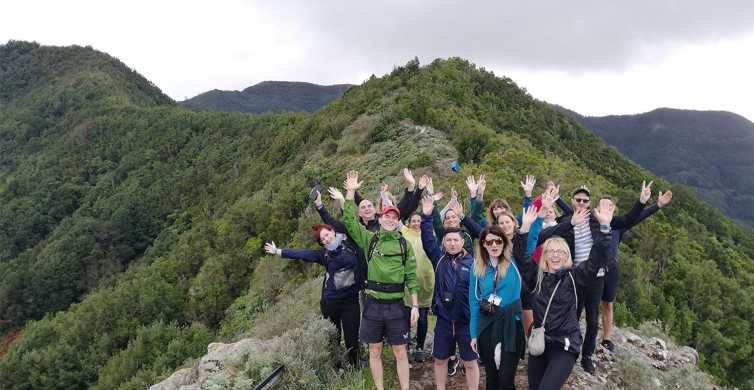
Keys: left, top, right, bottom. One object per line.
{"left": 601, "top": 264, "right": 619, "bottom": 302}
{"left": 360, "top": 296, "right": 409, "bottom": 345}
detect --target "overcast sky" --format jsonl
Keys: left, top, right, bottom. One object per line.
{"left": 3, "top": 0, "right": 754, "bottom": 121}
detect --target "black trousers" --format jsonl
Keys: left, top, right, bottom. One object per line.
{"left": 527, "top": 343, "right": 578, "bottom": 390}
{"left": 405, "top": 307, "right": 430, "bottom": 350}
{"left": 478, "top": 325, "right": 519, "bottom": 390}
{"left": 576, "top": 276, "right": 605, "bottom": 359}
{"left": 321, "top": 296, "right": 361, "bottom": 366}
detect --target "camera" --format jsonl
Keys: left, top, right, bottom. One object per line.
{"left": 479, "top": 300, "right": 496, "bottom": 315}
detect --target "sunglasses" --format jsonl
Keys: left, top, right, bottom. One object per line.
{"left": 546, "top": 249, "right": 569, "bottom": 257}
{"left": 574, "top": 198, "right": 590, "bottom": 204}
{"left": 484, "top": 238, "right": 504, "bottom": 246}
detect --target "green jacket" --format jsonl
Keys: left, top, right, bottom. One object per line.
{"left": 344, "top": 200, "right": 418, "bottom": 300}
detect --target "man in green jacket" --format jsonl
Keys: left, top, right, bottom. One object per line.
{"left": 343, "top": 170, "right": 419, "bottom": 390}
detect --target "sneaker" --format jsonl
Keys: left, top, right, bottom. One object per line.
{"left": 581, "top": 356, "right": 596, "bottom": 375}
{"left": 413, "top": 348, "right": 426, "bottom": 363}
{"left": 601, "top": 339, "right": 616, "bottom": 353}
{"left": 448, "top": 357, "right": 459, "bottom": 376}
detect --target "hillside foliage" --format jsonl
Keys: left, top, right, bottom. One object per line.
{"left": 1, "top": 42, "right": 753, "bottom": 389}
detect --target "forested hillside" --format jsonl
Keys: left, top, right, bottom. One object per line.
{"left": 560, "top": 107, "right": 754, "bottom": 229}
{"left": 1, "top": 43, "right": 754, "bottom": 389}
{"left": 180, "top": 81, "right": 352, "bottom": 113}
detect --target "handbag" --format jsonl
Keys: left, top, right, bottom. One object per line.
{"left": 527, "top": 273, "right": 576, "bottom": 356}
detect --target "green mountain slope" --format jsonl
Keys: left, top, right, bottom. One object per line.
{"left": 1, "top": 47, "right": 753, "bottom": 389}
{"left": 179, "top": 81, "right": 353, "bottom": 113}
{"left": 559, "top": 107, "right": 754, "bottom": 229}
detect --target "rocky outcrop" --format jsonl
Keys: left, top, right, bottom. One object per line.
{"left": 410, "top": 322, "right": 718, "bottom": 390}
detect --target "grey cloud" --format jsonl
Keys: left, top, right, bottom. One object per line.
{"left": 256, "top": 0, "right": 754, "bottom": 71}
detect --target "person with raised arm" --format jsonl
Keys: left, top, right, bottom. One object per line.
{"left": 536, "top": 182, "right": 648, "bottom": 375}
{"left": 418, "top": 195, "right": 479, "bottom": 390}
{"left": 599, "top": 187, "right": 673, "bottom": 353}
{"left": 263, "top": 222, "right": 361, "bottom": 366}
{"left": 516, "top": 201, "right": 614, "bottom": 390}
{"left": 342, "top": 170, "right": 419, "bottom": 390}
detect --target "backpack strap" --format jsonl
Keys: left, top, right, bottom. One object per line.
{"left": 398, "top": 234, "right": 408, "bottom": 266}
{"left": 367, "top": 234, "right": 380, "bottom": 262}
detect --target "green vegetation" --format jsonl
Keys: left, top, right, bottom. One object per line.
{"left": 564, "top": 107, "right": 754, "bottom": 229}
{"left": 1, "top": 42, "right": 753, "bottom": 389}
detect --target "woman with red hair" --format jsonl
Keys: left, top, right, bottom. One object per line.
{"left": 264, "top": 222, "right": 362, "bottom": 366}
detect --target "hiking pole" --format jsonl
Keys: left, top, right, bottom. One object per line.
{"left": 253, "top": 365, "right": 285, "bottom": 390}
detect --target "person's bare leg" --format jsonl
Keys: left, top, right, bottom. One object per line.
{"left": 523, "top": 309, "right": 534, "bottom": 338}
{"left": 433, "top": 357, "right": 449, "bottom": 390}
{"left": 463, "top": 359, "right": 479, "bottom": 390}
{"left": 392, "top": 344, "right": 410, "bottom": 390}
{"left": 602, "top": 301, "right": 614, "bottom": 341}
{"left": 368, "top": 342, "right": 384, "bottom": 390}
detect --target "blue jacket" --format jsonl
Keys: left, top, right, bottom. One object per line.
{"left": 420, "top": 214, "right": 473, "bottom": 323}
{"left": 468, "top": 234, "right": 529, "bottom": 339}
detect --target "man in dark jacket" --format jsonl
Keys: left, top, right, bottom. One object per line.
{"left": 537, "top": 182, "right": 650, "bottom": 375}
{"left": 419, "top": 196, "right": 479, "bottom": 390}
{"left": 600, "top": 188, "right": 673, "bottom": 352}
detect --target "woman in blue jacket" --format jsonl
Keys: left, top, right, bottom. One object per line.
{"left": 264, "top": 223, "right": 361, "bottom": 366}
{"left": 469, "top": 208, "right": 538, "bottom": 390}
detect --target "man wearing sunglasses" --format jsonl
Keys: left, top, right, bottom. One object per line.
{"left": 537, "top": 182, "right": 650, "bottom": 375}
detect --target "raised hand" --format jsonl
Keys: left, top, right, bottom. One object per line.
{"left": 520, "top": 205, "right": 538, "bottom": 233}
{"left": 263, "top": 241, "right": 279, "bottom": 255}
{"left": 450, "top": 188, "right": 459, "bottom": 201}
{"left": 477, "top": 174, "right": 487, "bottom": 197}
{"left": 540, "top": 188, "right": 556, "bottom": 210}
{"left": 550, "top": 183, "right": 560, "bottom": 201}
{"left": 465, "top": 175, "right": 478, "bottom": 198}
{"left": 421, "top": 195, "right": 434, "bottom": 216}
{"left": 313, "top": 189, "right": 323, "bottom": 207}
{"left": 658, "top": 190, "right": 673, "bottom": 208}
{"left": 432, "top": 192, "right": 444, "bottom": 202}
{"left": 521, "top": 175, "right": 536, "bottom": 197}
{"left": 594, "top": 199, "right": 616, "bottom": 225}
{"left": 426, "top": 177, "right": 435, "bottom": 195}
{"left": 380, "top": 182, "right": 390, "bottom": 195}
{"left": 328, "top": 186, "right": 344, "bottom": 201}
{"left": 571, "top": 208, "right": 590, "bottom": 226}
{"left": 448, "top": 198, "right": 464, "bottom": 219}
{"left": 639, "top": 180, "right": 653, "bottom": 204}
{"left": 418, "top": 174, "right": 430, "bottom": 190}
{"left": 403, "top": 168, "right": 416, "bottom": 191}
{"left": 344, "top": 170, "right": 362, "bottom": 192}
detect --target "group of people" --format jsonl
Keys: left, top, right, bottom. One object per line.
{"left": 264, "top": 168, "right": 673, "bottom": 390}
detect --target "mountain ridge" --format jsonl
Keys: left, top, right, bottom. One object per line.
{"left": 555, "top": 105, "right": 754, "bottom": 228}
{"left": 180, "top": 80, "right": 353, "bottom": 113}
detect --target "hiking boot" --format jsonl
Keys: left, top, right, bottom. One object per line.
{"left": 581, "top": 356, "right": 596, "bottom": 375}
{"left": 601, "top": 339, "right": 616, "bottom": 353}
{"left": 448, "top": 357, "right": 459, "bottom": 376}
{"left": 413, "top": 348, "right": 426, "bottom": 363}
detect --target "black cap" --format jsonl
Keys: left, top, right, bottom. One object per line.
{"left": 572, "top": 185, "right": 590, "bottom": 197}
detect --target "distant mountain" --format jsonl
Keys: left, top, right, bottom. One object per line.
{"left": 179, "top": 81, "right": 352, "bottom": 113}
{"left": 558, "top": 106, "right": 754, "bottom": 229}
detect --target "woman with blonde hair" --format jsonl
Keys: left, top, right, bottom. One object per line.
{"left": 515, "top": 200, "right": 614, "bottom": 390}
